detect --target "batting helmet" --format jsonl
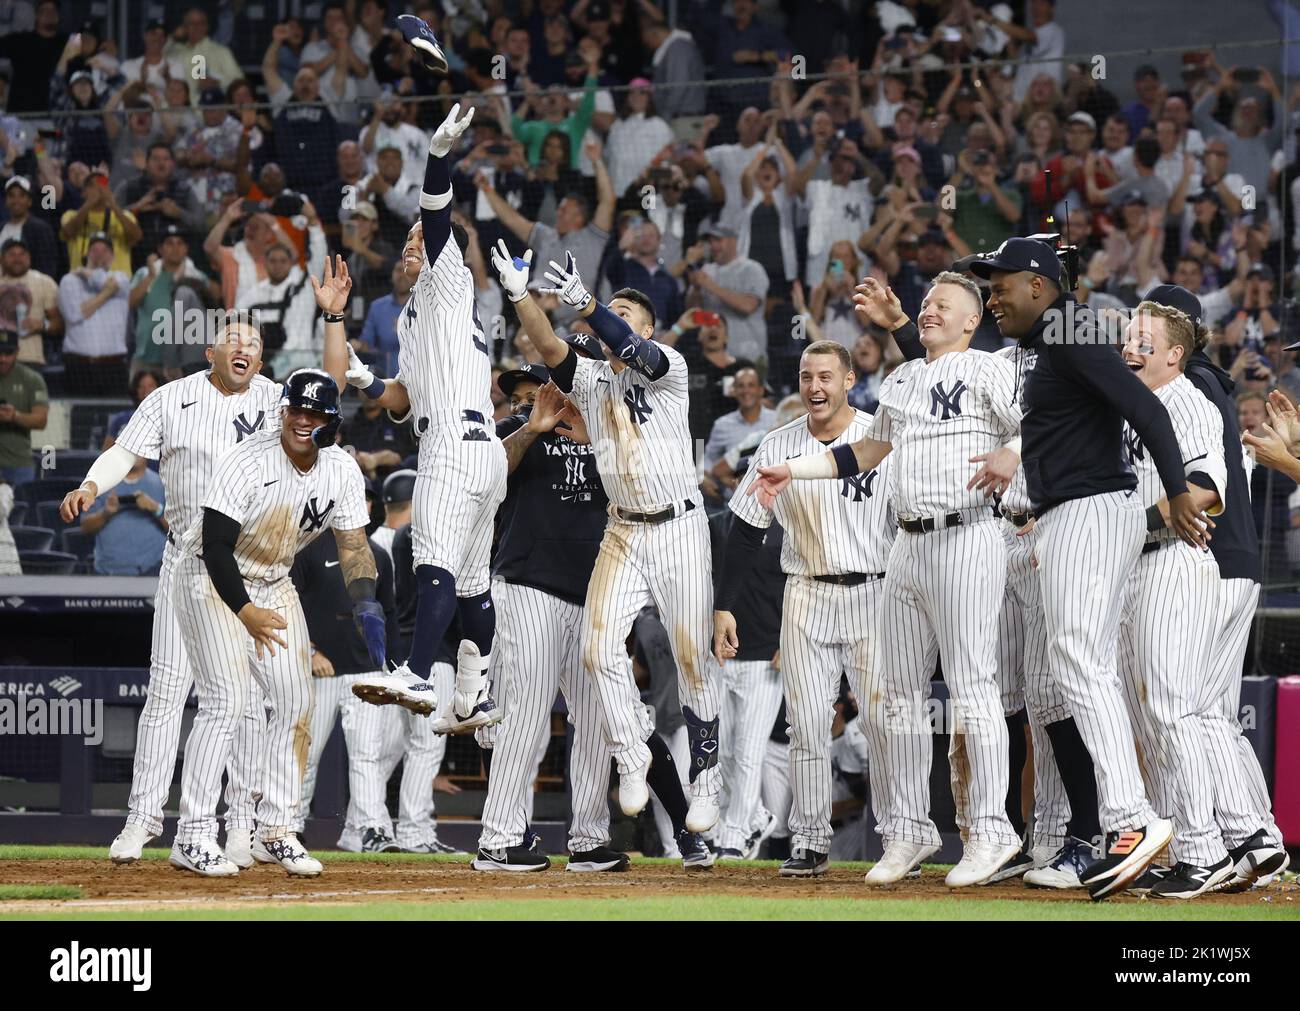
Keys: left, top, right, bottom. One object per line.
{"left": 382, "top": 468, "right": 417, "bottom": 505}
{"left": 282, "top": 368, "right": 342, "bottom": 447}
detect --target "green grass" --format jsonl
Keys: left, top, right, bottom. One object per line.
{"left": 3, "top": 896, "right": 1294, "bottom": 921}
{"left": 0, "top": 845, "right": 473, "bottom": 864}
{"left": 0, "top": 884, "right": 83, "bottom": 901}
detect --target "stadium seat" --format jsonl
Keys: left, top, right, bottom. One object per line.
{"left": 30, "top": 449, "right": 100, "bottom": 480}
{"left": 20, "top": 477, "right": 82, "bottom": 507}
{"left": 10, "top": 526, "right": 56, "bottom": 552}
{"left": 60, "top": 529, "right": 95, "bottom": 569}
{"left": 7, "top": 501, "right": 26, "bottom": 526}
{"left": 36, "top": 501, "right": 66, "bottom": 531}
{"left": 17, "top": 550, "right": 79, "bottom": 575}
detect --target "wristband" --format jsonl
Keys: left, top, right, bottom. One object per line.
{"left": 153, "top": 503, "right": 165, "bottom": 518}
{"left": 671, "top": 324, "right": 684, "bottom": 336}
{"left": 323, "top": 312, "right": 345, "bottom": 323}
{"left": 363, "top": 375, "right": 387, "bottom": 400}
{"left": 1145, "top": 504, "right": 1166, "bottom": 532}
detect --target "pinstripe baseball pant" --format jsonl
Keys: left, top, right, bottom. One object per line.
{"left": 1034, "top": 491, "right": 1159, "bottom": 833}
{"left": 124, "top": 545, "right": 264, "bottom": 837}
{"left": 715, "top": 659, "right": 785, "bottom": 852}
{"left": 781, "top": 575, "right": 892, "bottom": 855}
{"left": 581, "top": 511, "right": 720, "bottom": 801}
{"left": 762, "top": 738, "right": 792, "bottom": 839}
{"left": 1199, "top": 579, "right": 1283, "bottom": 848}
{"left": 879, "top": 519, "right": 1017, "bottom": 848}
{"left": 1117, "top": 544, "right": 1228, "bottom": 866}
{"left": 479, "top": 580, "right": 610, "bottom": 853}
{"left": 172, "top": 557, "right": 314, "bottom": 844}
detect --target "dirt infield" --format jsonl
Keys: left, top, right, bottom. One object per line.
{"left": 0, "top": 856, "right": 1287, "bottom": 913}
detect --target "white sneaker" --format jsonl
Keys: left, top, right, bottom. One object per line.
{"left": 946, "top": 839, "right": 1023, "bottom": 888}
{"left": 169, "top": 839, "right": 240, "bottom": 877}
{"left": 224, "top": 826, "right": 254, "bottom": 869}
{"left": 109, "top": 823, "right": 154, "bottom": 864}
{"left": 619, "top": 760, "right": 651, "bottom": 816}
{"left": 256, "top": 834, "right": 323, "bottom": 876}
{"left": 432, "top": 642, "right": 503, "bottom": 734}
{"left": 685, "top": 793, "right": 719, "bottom": 834}
{"left": 352, "top": 663, "right": 438, "bottom": 716}
{"left": 864, "top": 840, "right": 940, "bottom": 885}
{"left": 1023, "top": 836, "right": 1095, "bottom": 890}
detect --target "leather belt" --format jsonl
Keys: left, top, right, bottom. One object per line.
{"left": 613, "top": 499, "right": 696, "bottom": 524}
{"left": 812, "top": 572, "right": 885, "bottom": 586}
{"left": 1003, "top": 510, "right": 1034, "bottom": 528}
{"left": 1142, "top": 540, "right": 1166, "bottom": 555}
{"left": 898, "top": 508, "right": 990, "bottom": 534}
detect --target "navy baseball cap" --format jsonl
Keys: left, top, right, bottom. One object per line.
{"left": 1146, "top": 284, "right": 1203, "bottom": 328}
{"left": 198, "top": 89, "right": 226, "bottom": 107}
{"left": 498, "top": 362, "right": 551, "bottom": 397}
{"left": 565, "top": 332, "right": 604, "bottom": 360}
{"left": 0, "top": 329, "right": 18, "bottom": 352}
{"left": 382, "top": 468, "right": 417, "bottom": 504}
{"left": 968, "top": 237, "right": 1061, "bottom": 285}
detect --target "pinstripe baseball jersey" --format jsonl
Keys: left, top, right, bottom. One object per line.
{"left": 993, "top": 344, "right": 1037, "bottom": 515}
{"left": 114, "top": 371, "right": 283, "bottom": 535}
{"left": 730, "top": 412, "right": 895, "bottom": 576}
{"left": 1121, "top": 373, "right": 1229, "bottom": 530}
{"left": 567, "top": 344, "right": 699, "bottom": 511}
{"left": 394, "top": 235, "right": 493, "bottom": 427}
{"left": 868, "top": 349, "right": 1021, "bottom": 517}
{"left": 175, "top": 429, "right": 369, "bottom": 586}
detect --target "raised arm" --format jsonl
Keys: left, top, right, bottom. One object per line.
{"left": 490, "top": 239, "right": 571, "bottom": 368}
{"left": 586, "top": 139, "right": 615, "bottom": 233}
{"left": 419, "top": 102, "right": 476, "bottom": 264}
{"left": 475, "top": 172, "right": 535, "bottom": 244}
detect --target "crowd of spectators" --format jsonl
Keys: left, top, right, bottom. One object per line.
{"left": 1, "top": 0, "right": 1300, "bottom": 578}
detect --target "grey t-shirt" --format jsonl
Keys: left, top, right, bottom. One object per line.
{"left": 699, "top": 256, "right": 770, "bottom": 363}
{"left": 529, "top": 220, "right": 610, "bottom": 293}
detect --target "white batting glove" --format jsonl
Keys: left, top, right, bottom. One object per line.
{"left": 490, "top": 239, "right": 533, "bottom": 303}
{"left": 429, "top": 102, "right": 474, "bottom": 158}
{"left": 539, "top": 252, "right": 592, "bottom": 310}
{"left": 345, "top": 346, "right": 377, "bottom": 390}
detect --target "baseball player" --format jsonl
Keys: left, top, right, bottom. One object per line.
{"left": 752, "top": 274, "right": 1026, "bottom": 887}
{"left": 168, "top": 369, "right": 384, "bottom": 877}
{"left": 489, "top": 241, "right": 721, "bottom": 837}
{"left": 975, "top": 238, "right": 1205, "bottom": 900}
{"left": 292, "top": 528, "right": 402, "bottom": 853}
{"left": 719, "top": 340, "right": 896, "bottom": 878}
{"left": 346, "top": 101, "right": 509, "bottom": 737}
{"left": 59, "top": 284, "right": 352, "bottom": 865}
{"left": 854, "top": 276, "right": 1076, "bottom": 885}
{"left": 473, "top": 362, "right": 626, "bottom": 872}
{"left": 1157, "top": 285, "right": 1288, "bottom": 891}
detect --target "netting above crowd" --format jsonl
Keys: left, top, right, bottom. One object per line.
{"left": 1, "top": 0, "right": 1299, "bottom": 577}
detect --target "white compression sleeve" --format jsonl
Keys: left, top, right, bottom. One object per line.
{"left": 82, "top": 443, "right": 138, "bottom": 495}
{"left": 786, "top": 452, "right": 838, "bottom": 481}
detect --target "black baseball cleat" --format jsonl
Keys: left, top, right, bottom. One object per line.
{"left": 471, "top": 845, "right": 551, "bottom": 872}
{"left": 678, "top": 830, "right": 715, "bottom": 870}
{"left": 1149, "top": 858, "right": 1234, "bottom": 899}
{"left": 566, "top": 846, "right": 630, "bottom": 873}
{"left": 360, "top": 827, "right": 400, "bottom": 853}
{"left": 985, "top": 848, "right": 1035, "bottom": 884}
{"left": 1220, "top": 830, "right": 1289, "bottom": 893}
{"left": 396, "top": 14, "right": 449, "bottom": 74}
{"left": 1079, "top": 819, "right": 1173, "bottom": 901}
{"left": 1126, "top": 865, "right": 1170, "bottom": 897}
{"left": 778, "top": 847, "right": 829, "bottom": 878}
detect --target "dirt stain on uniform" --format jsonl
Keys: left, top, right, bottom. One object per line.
{"left": 293, "top": 713, "right": 311, "bottom": 780}
{"left": 241, "top": 505, "right": 297, "bottom": 568}
{"left": 673, "top": 623, "right": 703, "bottom": 692}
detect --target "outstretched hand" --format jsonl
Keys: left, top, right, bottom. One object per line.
{"left": 749, "top": 463, "right": 792, "bottom": 509}
{"left": 490, "top": 238, "right": 533, "bottom": 302}
{"left": 311, "top": 254, "right": 352, "bottom": 315}
{"left": 430, "top": 102, "right": 475, "bottom": 158}
{"left": 539, "top": 251, "right": 593, "bottom": 309}
{"left": 853, "top": 276, "right": 908, "bottom": 330}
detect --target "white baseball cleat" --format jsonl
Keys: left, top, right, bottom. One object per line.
{"left": 254, "top": 835, "right": 323, "bottom": 876}
{"left": 685, "top": 793, "right": 720, "bottom": 834}
{"left": 618, "top": 759, "right": 651, "bottom": 816}
{"left": 109, "top": 823, "right": 155, "bottom": 864}
{"left": 864, "top": 840, "right": 940, "bottom": 885}
{"left": 352, "top": 663, "right": 438, "bottom": 716}
{"left": 946, "top": 840, "right": 1024, "bottom": 888}
{"left": 1023, "top": 836, "right": 1095, "bottom": 890}
{"left": 224, "top": 826, "right": 255, "bottom": 869}
{"left": 169, "top": 839, "right": 240, "bottom": 877}
{"left": 431, "top": 641, "right": 502, "bottom": 734}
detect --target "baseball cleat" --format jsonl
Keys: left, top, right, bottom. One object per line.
{"left": 472, "top": 845, "right": 551, "bottom": 872}
{"left": 169, "top": 839, "right": 240, "bottom": 877}
{"left": 1219, "top": 830, "right": 1289, "bottom": 893}
{"left": 395, "top": 14, "right": 448, "bottom": 74}
{"left": 714, "top": 847, "right": 746, "bottom": 861}
{"left": 618, "top": 759, "right": 651, "bottom": 816}
{"left": 984, "top": 846, "right": 1036, "bottom": 884}
{"left": 685, "top": 793, "right": 720, "bottom": 834}
{"left": 946, "top": 840, "right": 1023, "bottom": 888}
{"left": 1024, "top": 836, "right": 1095, "bottom": 890}
{"left": 864, "top": 840, "right": 939, "bottom": 885}
{"left": 431, "top": 693, "right": 503, "bottom": 735}
{"left": 255, "top": 835, "right": 323, "bottom": 876}
{"left": 778, "top": 847, "right": 828, "bottom": 877}
{"left": 352, "top": 664, "right": 438, "bottom": 716}
{"left": 401, "top": 835, "right": 464, "bottom": 855}
{"left": 742, "top": 811, "right": 780, "bottom": 860}
{"left": 109, "top": 823, "right": 155, "bottom": 864}
{"left": 1080, "top": 818, "right": 1173, "bottom": 901}
{"left": 567, "top": 845, "right": 631, "bottom": 873}
{"left": 1126, "top": 865, "right": 1170, "bottom": 897}
{"left": 361, "top": 827, "right": 401, "bottom": 853}
{"left": 678, "top": 830, "right": 715, "bottom": 869}
{"left": 224, "top": 826, "right": 255, "bottom": 869}
{"left": 1148, "top": 857, "right": 1234, "bottom": 899}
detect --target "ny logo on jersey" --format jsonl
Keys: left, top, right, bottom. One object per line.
{"left": 841, "top": 469, "right": 878, "bottom": 503}
{"left": 929, "top": 380, "right": 968, "bottom": 421}
{"left": 470, "top": 301, "right": 490, "bottom": 357}
{"left": 405, "top": 302, "right": 418, "bottom": 324}
{"left": 624, "top": 385, "right": 653, "bottom": 425}
{"left": 564, "top": 455, "right": 587, "bottom": 487}
{"left": 299, "top": 496, "right": 336, "bottom": 533}
{"left": 232, "top": 410, "right": 266, "bottom": 442}
{"left": 1124, "top": 429, "right": 1145, "bottom": 465}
